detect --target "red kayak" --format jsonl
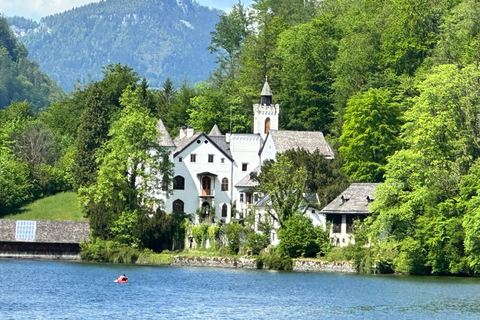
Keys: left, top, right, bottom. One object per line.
{"left": 114, "top": 276, "right": 128, "bottom": 283}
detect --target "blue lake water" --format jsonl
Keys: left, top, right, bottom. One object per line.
{"left": 2, "top": 259, "right": 480, "bottom": 319}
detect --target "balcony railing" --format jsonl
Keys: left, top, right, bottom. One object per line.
{"left": 200, "top": 189, "right": 215, "bottom": 197}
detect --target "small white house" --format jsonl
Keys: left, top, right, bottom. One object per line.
{"left": 320, "top": 183, "right": 380, "bottom": 247}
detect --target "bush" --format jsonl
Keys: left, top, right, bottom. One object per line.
{"left": 278, "top": 213, "right": 329, "bottom": 258}
{"left": 80, "top": 238, "right": 142, "bottom": 263}
{"left": 226, "top": 222, "right": 244, "bottom": 254}
{"left": 247, "top": 232, "right": 270, "bottom": 255}
{"left": 256, "top": 248, "right": 293, "bottom": 270}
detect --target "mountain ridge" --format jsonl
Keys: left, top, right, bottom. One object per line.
{"left": 8, "top": 0, "right": 220, "bottom": 92}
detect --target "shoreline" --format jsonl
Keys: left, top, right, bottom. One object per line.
{"left": 0, "top": 252, "right": 356, "bottom": 273}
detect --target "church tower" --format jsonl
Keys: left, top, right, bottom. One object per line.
{"left": 253, "top": 79, "right": 279, "bottom": 140}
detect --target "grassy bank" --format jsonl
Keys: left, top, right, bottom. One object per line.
{"left": 3, "top": 192, "right": 85, "bottom": 221}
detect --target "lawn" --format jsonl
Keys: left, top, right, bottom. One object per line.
{"left": 3, "top": 192, "right": 86, "bottom": 221}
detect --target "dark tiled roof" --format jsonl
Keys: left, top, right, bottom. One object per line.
{"left": 173, "top": 132, "right": 203, "bottom": 155}
{"left": 235, "top": 165, "right": 260, "bottom": 188}
{"left": 156, "top": 119, "right": 175, "bottom": 147}
{"left": 209, "top": 136, "right": 232, "bottom": 159}
{"left": 209, "top": 124, "right": 223, "bottom": 136}
{"left": 266, "top": 130, "right": 335, "bottom": 159}
{"left": 173, "top": 132, "right": 233, "bottom": 161}
{"left": 320, "top": 183, "right": 380, "bottom": 215}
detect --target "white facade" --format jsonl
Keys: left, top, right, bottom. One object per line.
{"left": 166, "top": 133, "right": 234, "bottom": 223}
{"left": 156, "top": 80, "right": 334, "bottom": 235}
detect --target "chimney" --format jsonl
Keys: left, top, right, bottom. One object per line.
{"left": 179, "top": 126, "right": 187, "bottom": 139}
{"left": 225, "top": 133, "right": 231, "bottom": 143}
{"left": 186, "top": 126, "right": 194, "bottom": 138}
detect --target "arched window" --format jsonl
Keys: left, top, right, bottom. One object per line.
{"left": 264, "top": 117, "right": 271, "bottom": 134}
{"left": 221, "top": 177, "right": 228, "bottom": 191}
{"left": 222, "top": 204, "right": 228, "bottom": 217}
{"left": 173, "top": 199, "right": 184, "bottom": 213}
{"left": 173, "top": 176, "right": 185, "bottom": 190}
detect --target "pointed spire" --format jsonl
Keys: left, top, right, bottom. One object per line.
{"left": 261, "top": 76, "right": 272, "bottom": 96}
{"left": 209, "top": 124, "right": 223, "bottom": 136}
{"left": 156, "top": 119, "right": 175, "bottom": 147}
{"left": 261, "top": 76, "right": 272, "bottom": 105}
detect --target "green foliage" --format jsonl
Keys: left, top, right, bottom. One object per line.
{"left": 257, "top": 154, "right": 307, "bottom": 227}
{"left": 226, "top": 222, "right": 244, "bottom": 255}
{"left": 191, "top": 224, "right": 209, "bottom": 248}
{"left": 276, "top": 14, "right": 338, "bottom": 132}
{"left": 136, "top": 250, "right": 174, "bottom": 265}
{"left": 339, "top": 88, "right": 403, "bottom": 182}
{"left": 72, "top": 65, "right": 140, "bottom": 190}
{"left": 247, "top": 232, "right": 270, "bottom": 255}
{"left": 0, "top": 17, "right": 64, "bottom": 110}
{"left": 80, "top": 85, "right": 173, "bottom": 244}
{"left": 277, "top": 213, "right": 330, "bottom": 258}
{"left": 0, "top": 151, "right": 32, "bottom": 215}
{"left": 256, "top": 247, "right": 293, "bottom": 270}
{"left": 80, "top": 238, "right": 141, "bottom": 263}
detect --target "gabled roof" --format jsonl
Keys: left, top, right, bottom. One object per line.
{"left": 260, "top": 130, "right": 335, "bottom": 159}
{"left": 173, "top": 132, "right": 233, "bottom": 161}
{"left": 254, "top": 192, "right": 320, "bottom": 210}
{"left": 156, "top": 119, "right": 175, "bottom": 147}
{"left": 320, "top": 183, "right": 380, "bottom": 215}
{"left": 209, "top": 124, "right": 223, "bottom": 136}
{"left": 235, "top": 165, "right": 260, "bottom": 188}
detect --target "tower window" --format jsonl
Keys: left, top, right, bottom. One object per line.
{"left": 265, "top": 117, "right": 271, "bottom": 134}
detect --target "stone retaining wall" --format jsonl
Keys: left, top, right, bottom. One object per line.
{"left": 0, "top": 219, "right": 90, "bottom": 243}
{"left": 172, "top": 256, "right": 258, "bottom": 269}
{"left": 293, "top": 259, "right": 356, "bottom": 273}
{"left": 172, "top": 256, "right": 356, "bottom": 273}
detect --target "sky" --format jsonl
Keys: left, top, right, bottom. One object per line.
{"left": 0, "top": 0, "right": 255, "bottom": 21}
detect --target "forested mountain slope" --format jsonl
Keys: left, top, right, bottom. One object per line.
{"left": 0, "top": 16, "right": 64, "bottom": 110}
{"left": 8, "top": 0, "right": 220, "bottom": 92}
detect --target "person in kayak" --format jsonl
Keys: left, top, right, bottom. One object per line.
{"left": 116, "top": 274, "right": 128, "bottom": 282}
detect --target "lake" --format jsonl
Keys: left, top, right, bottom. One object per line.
{"left": 2, "top": 259, "right": 480, "bottom": 319}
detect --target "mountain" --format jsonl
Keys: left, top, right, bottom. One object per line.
{"left": 0, "top": 16, "right": 64, "bottom": 110}
{"left": 8, "top": 0, "right": 220, "bottom": 92}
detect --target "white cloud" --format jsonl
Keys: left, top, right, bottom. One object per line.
{"left": 0, "top": 0, "right": 100, "bottom": 20}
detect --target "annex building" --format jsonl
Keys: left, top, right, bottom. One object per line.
{"left": 155, "top": 80, "right": 335, "bottom": 229}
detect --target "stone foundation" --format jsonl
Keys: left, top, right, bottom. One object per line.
{"left": 172, "top": 256, "right": 258, "bottom": 269}
{"left": 293, "top": 259, "right": 356, "bottom": 273}
{"left": 172, "top": 256, "right": 356, "bottom": 273}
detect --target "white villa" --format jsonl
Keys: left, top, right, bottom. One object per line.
{"left": 155, "top": 80, "right": 335, "bottom": 234}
